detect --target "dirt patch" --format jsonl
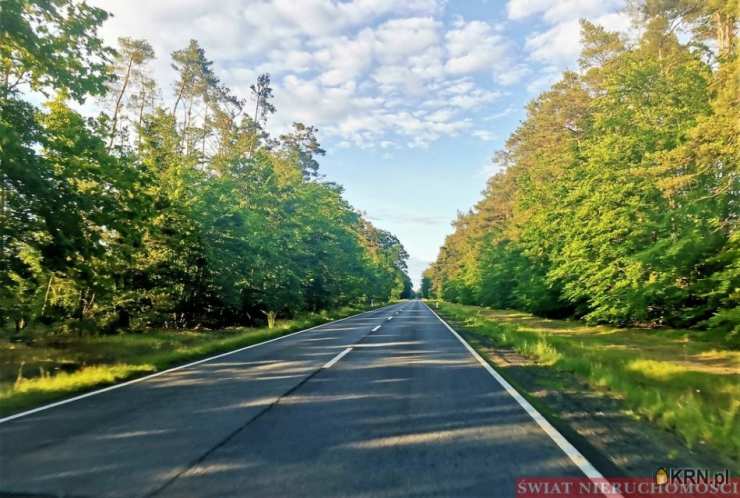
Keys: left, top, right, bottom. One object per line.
{"left": 449, "top": 320, "right": 739, "bottom": 476}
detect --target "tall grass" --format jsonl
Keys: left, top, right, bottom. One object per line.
{"left": 437, "top": 302, "right": 740, "bottom": 462}
{"left": 4, "top": 364, "right": 157, "bottom": 413}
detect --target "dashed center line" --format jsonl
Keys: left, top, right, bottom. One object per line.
{"left": 322, "top": 347, "right": 353, "bottom": 369}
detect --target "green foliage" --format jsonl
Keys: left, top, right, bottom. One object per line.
{"left": 427, "top": 6, "right": 738, "bottom": 333}
{"left": 0, "top": 1, "right": 410, "bottom": 333}
{"left": 1, "top": 0, "right": 113, "bottom": 102}
{"left": 420, "top": 273, "right": 433, "bottom": 298}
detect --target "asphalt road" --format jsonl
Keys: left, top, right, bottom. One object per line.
{"left": 0, "top": 301, "right": 591, "bottom": 497}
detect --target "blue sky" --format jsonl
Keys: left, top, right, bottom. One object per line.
{"left": 93, "top": 0, "right": 633, "bottom": 286}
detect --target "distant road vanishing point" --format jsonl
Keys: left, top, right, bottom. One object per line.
{"left": 0, "top": 301, "right": 603, "bottom": 497}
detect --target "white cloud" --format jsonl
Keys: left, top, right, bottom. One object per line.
{"left": 274, "top": 74, "right": 379, "bottom": 131}
{"left": 495, "top": 63, "right": 530, "bottom": 85}
{"left": 312, "top": 31, "right": 376, "bottom": 84}
{"left": 525, "top": 19, "right": 583, "bottom": 65}
{"left": 506, "top": 0, "right": 553, "bottom": 20}
{"left": 507, "top": 0, "right": 624, "bottom": 23}
{"left": 93, "top": 1, "right": 443, "bottom": 75}
{"left": 479, "top": 158, "right": 505, "bottom": 178}
{"left": 374, "top": 17, "right": 441, "bottom": 61}
{"left": 426, "top": 108, "right": 457, "bottom": 122}
{"left": 483, "top": 107, "right": 516, "bottom": 120}
{"left": 596, "top": 12, "right": 634, "bottom": 34}
{"left": 88, "top": 1, "right": 518, "bottom": 149}
{"left": 372, "top": 64, "right": 427, "bottom": 95}
{"left": 254, "top": 50, "right": 316, "bottom": 78}
{"left": 449, "top": 91, "right": 500, "bottom": 109}
{"left": 472, "top": 129, "right": 496, "bottom": 141}
{"left": 526, "top": 65, "right": 560, "bottom": 93}
{"left": 525, "top": 12, "right": 631, "bottom": 66}
{"left": 508, "top": 0, "right": 632, "bottom": 71}
{"left": 444, "top": 19, "right": 508, "bottom": 75}
{"left": 445, "top": 80, "right": 475, "bottom": 94}
{"left": 265, "top": 12, "right": 503, "bottom": 147}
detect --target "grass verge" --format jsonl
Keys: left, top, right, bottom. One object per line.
{"left": 0, "top": 303, "right": 385, "bottom": 417}
{"left": 432, "top": 301, "right": 739, "bottom": 463}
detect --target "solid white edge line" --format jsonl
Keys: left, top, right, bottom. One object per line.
{"left": 322, "top": 347, "right": 353, "bottom": 369}
{"left": 0, "top": 304, "right": 398, "bottom": 425}
{"left": 423, "top": 303, "right": 623, "bottom": 498}
{"left": 371, "top": 325, "right": 381, "bottom": 332}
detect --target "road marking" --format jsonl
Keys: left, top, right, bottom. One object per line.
{"left": 0, "top": 304, "right": 398, "bottom": 425}
{"left": 322, "top": 347, "right": 352, "bottom": 369}
{"left": 386, "top": 316, "right": 393, "bottom": 321}
{"left": 371, "top": 325, "right": 381, "bottom": 332}
{"left": 423, "top": 303, "right": 623, "bottom": 498}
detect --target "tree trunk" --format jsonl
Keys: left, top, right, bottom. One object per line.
{"left": 715, "top": 12, "right": 736, "bottom": 56}
{"left": 0, "top": 164, "right": 6, "bottom": 266}
{"left": 137, "top": 95, "right": 145, "bottom": 149}
{"left": 247, "top": 100, "right": 261, "bottom": 158}
{"left": 184, "top": 95, "right": 195, "bottom": 154}
{"left": 109, "top": 57, "right": 134, "bottom": 150}
{"left": 172, "top": 81, "right": 187, "bottom": 118}
{"left": 40, "top": 273, "right": 54, "bottom": 317}
{"left": 2, "top": 66, "right": 9, "bottom": 99}
{"left": 84, "top": 292, "right": 96, "bottom": 319}
{"left": 202, "top": 105, "right": 208, "bottom": 157}
{"left": 263, "top": 310, "right": 277, "bottom": 329}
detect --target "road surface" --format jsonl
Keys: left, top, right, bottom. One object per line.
{"left": 0, "top": 301, "right": 594, "bottom": 497}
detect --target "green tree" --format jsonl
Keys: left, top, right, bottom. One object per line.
{"left": 429, "top": 3, "right": 736, "bottom": 334}
{"left": 106, "top": 37, "right": 155, "bottom": 149}
{"left": 1, "top": 3, "right": 411, "bottom": 334}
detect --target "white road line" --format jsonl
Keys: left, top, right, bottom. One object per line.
{"left": 423, "top": 303, "right": 623, "bottom": 498}
{"left": 371, "top": 325, "right": 381, "bottom": 332}
{"left": 322, "top": 347, "right": 352, "bottom": 369}
{"left": 386, "top": 316, "right": 393, "bottom": 321}
{"left": 0, "top": 305, "right": 395, "bottom": 425}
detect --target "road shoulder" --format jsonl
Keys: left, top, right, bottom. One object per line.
{"left": 435, "top": 308, "right": 739, "bottom": 477}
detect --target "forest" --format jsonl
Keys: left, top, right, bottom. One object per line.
{"left": 1, "top": 0, "right": 413, "bottom": 336}
{"left": 424, "top": 1, "right": 738, "bottom": 338}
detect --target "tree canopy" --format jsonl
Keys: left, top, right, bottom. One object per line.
{"left": 1, "top": 1, "right": 411, "bottom": 333}
{"left": 427, "top": 4, "right": 737, "bottom": 336}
